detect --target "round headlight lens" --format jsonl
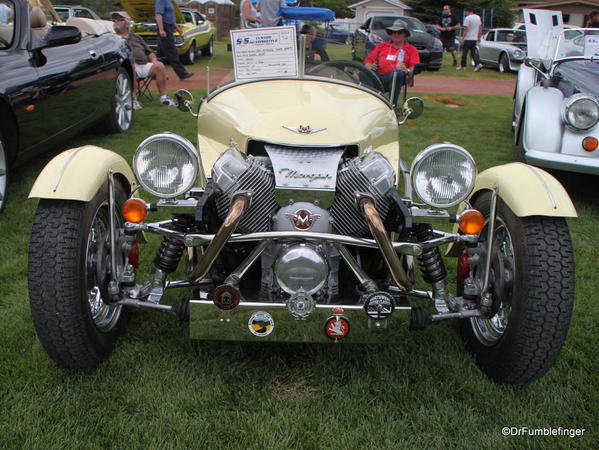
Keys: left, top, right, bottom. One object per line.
{"left": 563, "top": 95, "right": 599, "bottom": 131}
{"left": 513, "top": 49, "right": 524, "bottom": 60}
{"left": 411, "top": 144, "right": 477, "bottom": 208}
{"left": 133, "top": 133, "right": 200, "bottom": 198}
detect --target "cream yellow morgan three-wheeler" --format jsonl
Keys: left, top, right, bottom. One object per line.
{"left": 27, "top": 49, "right": 577, "bottom": 384}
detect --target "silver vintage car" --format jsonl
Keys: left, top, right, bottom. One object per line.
{"left": 514, "top": 28, "right": 599, "bottom": 174}
{"left": 478, "top": 28, "right": 527, "bottom": 73}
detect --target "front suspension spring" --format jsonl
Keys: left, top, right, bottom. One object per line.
{"left": 414, "top": 224, "right": 447, "bottom": 284}
{"left": 153, "top": 216, "right": 193, "bottom": 274}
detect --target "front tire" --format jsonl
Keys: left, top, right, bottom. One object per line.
{"left": 99, "top": 68, "right": 132, "bottom": 134}
{"left": 28, "top": 184, "right": 129, "bottom": 368}
{"left": 461, "top": 192, "right": 575, "bottom": 384}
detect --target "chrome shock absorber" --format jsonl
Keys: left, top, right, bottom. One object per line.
{"left": 148, "top": 216, "right": 193, "bottom": 303}
{"left": 413, "top": 224, "right": 456, "bottom": 312}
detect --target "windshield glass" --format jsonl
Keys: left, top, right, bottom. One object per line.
{"left": 496, "top": 29, "right": 526, "bottom": 43}
{"left": 555, "top": 28, "right": 599, "bottom": 59}
{"left": 371, "top": 16, "right": 427, "bottom": 34}
{"left": 55, "top": 7, "right": 69, "bottom": 22}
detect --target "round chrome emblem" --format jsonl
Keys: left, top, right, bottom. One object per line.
{"left": 363, "top": 292, "right": 395, "bottom": 320}
{"left": 248, "top": 311, "right": 274, "bottom": 337}
{"left": 286, "top": 289, "right": 315, "bottom": 320}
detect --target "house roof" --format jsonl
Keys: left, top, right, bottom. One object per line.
{"left": 348, "top": 0, "right": 412, "bottom": 11}
{"left": 513, "top": 0, "right": 599, "bottom": 9}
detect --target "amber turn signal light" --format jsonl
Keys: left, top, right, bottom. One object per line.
{"left": 122, "top": 198, "right": 147, "bottom": 223}
{"left": 459, "top": 209, "right": 485, "bottom": 235}
{"left": 582, "top": 137, "right": 598, "bottom": 152}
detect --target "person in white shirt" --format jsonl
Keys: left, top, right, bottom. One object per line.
{"left": 457, "top": 7, "right": 483, "bottom": 71}
{"left": 240, "top": 0, "right": 261, "bottom": 28}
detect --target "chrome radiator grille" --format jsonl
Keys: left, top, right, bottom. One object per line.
{"left": 330, "top": 159, "right": 392, "bottom": 237}
{"left": 214, "top": 161, "right": 277, "bottom": 233}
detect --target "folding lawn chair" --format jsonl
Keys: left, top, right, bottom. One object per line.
{"left": 137, "top": 74, "right": 155, "bottom": 101}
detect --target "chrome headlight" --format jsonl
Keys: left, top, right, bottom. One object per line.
{"left": 411, "top": 144, "right": 477, "bottom": 208}
{"left": 432, "top": 38, "right": 443, "bottom": 51}
{"left": 133, "top": 132, "right": 200, "bottom": 198}
{"left": 512, "top": 49, "right": 524, "bottom": 60}
{"left": 562, "top": 94, "right": 599, "bottom": 131}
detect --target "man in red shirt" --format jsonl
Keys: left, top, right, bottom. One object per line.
{"left": 364, "top": 19, "right": 420, "bottom": 105}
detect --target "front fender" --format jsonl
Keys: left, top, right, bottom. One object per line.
{"left": 447, "top": 162, "right": 576, "bottom": 257}
{"left": 470, "top": 163, "right": 576, "bottom": 217}
{"left": 520, "top": 86, "right": 564, "bottom": 154}
{"left": 29, "top": 145, "right": 135, "bottom": 201}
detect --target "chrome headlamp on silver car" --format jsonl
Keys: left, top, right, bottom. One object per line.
{"left": 562, "top": 94, "right": 599, "bottom": 131}
{"left": 411, "top": 143, "right": 477, "bottom": 208}
{"left": 133, "top": 132, "right": 201, "bottom": 198}
{"left": 512, "top": 48, "right": 525, "bottom": 60}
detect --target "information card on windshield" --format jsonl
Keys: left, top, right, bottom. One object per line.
{"left": 230, "top": 26, "right": 298, "bottom": 80}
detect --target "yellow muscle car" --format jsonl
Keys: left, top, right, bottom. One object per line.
{"left": 121, "top": 0, "right": 215, "bottom": 64}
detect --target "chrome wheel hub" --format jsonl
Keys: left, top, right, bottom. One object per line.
{"left": 115, "top": 73, "right": 132, "bottom": 131}
{"left": 470, "top": 217, "right": 515, "bottom": 346}
{"left": 86, "top": 203, "right": 122, "bottom": 331}
{"left": 0, "top": 141, "right": 6, "bottom": 208}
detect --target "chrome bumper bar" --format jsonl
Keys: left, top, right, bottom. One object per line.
{"left": 124, "top": 223, "right": 478, "bottom": 258}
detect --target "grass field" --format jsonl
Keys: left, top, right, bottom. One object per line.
{"left": 0, "top": 61, "right": 597, "bottom": 448}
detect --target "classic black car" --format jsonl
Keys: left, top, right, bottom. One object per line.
{"left": 352, "top": 15, "right": 443, "bottom": 71}
{"left": 0, "top": 0, "right": 135, "bottom": 211}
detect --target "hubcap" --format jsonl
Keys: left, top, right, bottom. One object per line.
{"left": 86, "top": 203, "right": 122, "bottom": 331}
{"left": 190, "top": 44, "right": 195, "bottom": 63}
{"left": 114, "top": 73, "right": 132, "bottom": 131}
{"left": 470, "top": 217, "right": 515, "bottom": 346}
{"left": 0, "top": 141, "right": 6, "bottom": 208}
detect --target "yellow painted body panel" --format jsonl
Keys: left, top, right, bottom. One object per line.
{"left": 29, "top": 146, "right": 135, "bottom": 201}
{"left": 446, "top": 162, "right": 576, "bottom": 256}
{"left": 471, "top": 163, "right": 577, "bottom": 217}
{"left": 197, "top": 79, "right": 399, "bottom": 182}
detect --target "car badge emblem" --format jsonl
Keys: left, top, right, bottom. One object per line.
{"left": 363, "top": 292, "right": 395, "bottom": 320}
{"left": 248, "top": 311, "right": 274, "bottom": 337}
{"left": 286, "top": 209, "right": 321, "bottom": 230}
{"left": 324, "top": 316, "right": 350, "bottom": 341}
{"left": 212, "top": 284, "right": 241, "bottom": 311}
{"left": 283, "top": 125, "right": 326, "bottom": 135}
{"left": 286, "top": 289, "right": 315, "bottom": 320}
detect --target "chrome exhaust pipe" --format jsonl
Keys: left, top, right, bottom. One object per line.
{"left": 187, "top": 193, "right": 250, "bottom": 283}
{"left": 360, "top": 197, "right": 411, "bottom": 292}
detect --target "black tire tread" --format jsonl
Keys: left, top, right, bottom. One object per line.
{"left": 465, "top": 195, "right": 575, "bottom": 384}
{"left": 29, "top": 200, "right": 103, "bottom": 368}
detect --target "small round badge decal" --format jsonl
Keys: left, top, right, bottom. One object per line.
{"left": 248, "top": 311, "right": 274, "bottom": 337}
{"left": 324, "top": 316, "right": 350, "bottom": 340}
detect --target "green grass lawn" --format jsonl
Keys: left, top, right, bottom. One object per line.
{"left": 1, "top": 87, "right": 597, "bottom": 447}
{"left": 178, "top": 40, "right": 517, "bottom": 82}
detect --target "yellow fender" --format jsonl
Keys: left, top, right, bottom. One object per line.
{"left": 469, "top": 162, "right": 577, "bottom": 217}
{"left": 29, "top": 145, "right": 135, "bottom": 201}
{"left": 447, "top": 163, "right": 576, "bottom": 256}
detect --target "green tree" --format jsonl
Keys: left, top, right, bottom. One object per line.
{"left": 313, "top": 0, "right": 355, "bottom": 19}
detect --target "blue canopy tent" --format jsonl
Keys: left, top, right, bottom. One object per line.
{"left": 276, "top": 6, "right": 336, "bottom": 22}
{"left": 277, "top": 7, "right": 336, "bottom": 48}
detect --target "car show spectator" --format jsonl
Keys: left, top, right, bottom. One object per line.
{"left": 154, "top": 0, "right": 193, "bottom": 80}
{"left": 240, "top": 0, "right": 261, "bottom": 28}
{"left": 257, "top": 0, "right": 286, "bottom": 27}
{"left": 436, "top": 4, "right": 461, "bottom": 66}
{"left": 114, "top": 16, "right": 176, "bottom": 108}
{"left": 587, "top": 11, "right": 599, "bottom": 27}
{"left": 300, "top": 24, "right": 329, "bottom": 65}
{"left": 458, "top": 7, "right": 482, "bottom": 71}
{"left": 364, "top": 19, "right": 420, "bottom": 105}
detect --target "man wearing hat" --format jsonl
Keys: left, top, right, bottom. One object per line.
{"left": 364, "top": 19, "right": 420, "bottom": 105}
